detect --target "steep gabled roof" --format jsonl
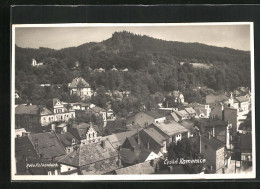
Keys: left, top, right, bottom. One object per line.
{"left": 57, "top": 132, "right": 80, "bottom": 147}
{"left": 53, "top": 98, "right": 63, "bottom": 107}
{"left": 170, "top": 112, "right": 180, "bottom": 122}
{"left": 140, "top": 128, "right": 166, "bottom": 147}
{"left": 28, "top": 132, "right": 66, "bottom": 160}
{"left": 235, "top": 96, "right": 249, "bottom": 103}
{"left": 58, "top": 139, "right": 118, "bottom": 167}
{"left": 68, "top": 123, "right": 91, "bottom": 140}
{"left": 103, "top": 130, "right": 137, "bottom": 149}
{"left": 15, "top": 136, "right": 38, "bottom": 159}
{"left": 69, "top": 77, "right": 90, "bottom": 88}
{"left": 185, "top": 107, "right": 197, "bottom": 114}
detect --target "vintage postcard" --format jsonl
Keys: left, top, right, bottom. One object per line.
{"left": 11, "top": 23, "right": 255, "bottom": 180}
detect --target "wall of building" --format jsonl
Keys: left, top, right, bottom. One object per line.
{"left": 15, "top": 114, "right": 40, "bottom": 129}
{"left": 210, "top": 104, "right": 223, "bottom": 119}
{"left": 224, "top": 108, "right": 237, "bottom": 134}
{"left": 70, "top": 87, "right": 92, "bottom": 99}
{"left": 201, "top": 138, "right": 217, "bottom": 171}
{"left": 174, "top": 134, "right": 182, "bottom": 143}
{"left": 60, "top": 164, "right": 78, "bottom": 174}
{"left": 41, "top": 115, "right": 55, "bottom": 126}
{"left": 241, "top": 152, "right": 252, "bottom": 161}
{"left": 240, "top": 102, "right": 249, "bottom": 111}
{"left": 215, "top": 147, "right": 225, "bottom": 171}
{"left": 154, "top": 117, "right": 166, "bottom": 124}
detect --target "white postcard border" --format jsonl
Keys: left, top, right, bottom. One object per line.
{"left": 11, "top": 22, "right": 256, "bottom": 181}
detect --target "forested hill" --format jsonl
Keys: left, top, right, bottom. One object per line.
{"left": 15, "top": 31, "right": 251, "bottom": 106}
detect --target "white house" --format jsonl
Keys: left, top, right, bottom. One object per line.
{"left": 68, "top": 77, "right": 93, "bottom": 99}
{"left": 31, "top": 59, "right": 43, "bottom": 67}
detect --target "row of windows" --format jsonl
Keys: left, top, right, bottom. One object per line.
{"left": 42, "top": 114, "right": 74, "bottom": 123}
{"left": 54, "top": 109, "right": 64, "bottom": 113}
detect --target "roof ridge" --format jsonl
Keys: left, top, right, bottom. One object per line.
{"left": 141, "top": 129, "right": 164, "bottom": 147}
{"left": 52, "top": 131, "right": 67, "bottom": 154}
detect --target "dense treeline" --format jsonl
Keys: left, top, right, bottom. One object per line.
{"left": 15, "top": 31, "right": 251, "bottom": 111}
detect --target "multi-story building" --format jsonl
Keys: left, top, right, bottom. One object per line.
{"left": 86, "top": 106, "right": 107, "bottom": 122}
{"left": 126, "top": 111, "right": 166, "bottom": 128}
{"left": 58, "top": 139, "right": 121, "bottom": 175}
{"left": 200, "top": 118, "right": 232, "bottom": 149}
{"left": 149, "top": 120, "right": 189, "bottom": 145}
{"left": 15, "top": 98, "right": 75, "bottom": 130}
{"left": 68, "top": 77, "right": 93, "bottom": 99}
{"left": 200, "top": 133, "right": 225, "bottom": 173}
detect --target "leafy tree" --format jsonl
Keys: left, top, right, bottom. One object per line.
{"left": 167, "top": 138, "right": 205, "bottom": 174}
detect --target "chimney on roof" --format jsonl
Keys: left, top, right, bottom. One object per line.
{"left": 35, "top": 142, "right": 39, "bottom": 155}
{"left": 63, "top": 125, "right": 67, "bottom": 133}
{"left": 147, "top": 142, "right": 150, "bottom": 150}
{"left": 101, "top": 140, "right": 107, "bottom": 149}
{"left": 208, "top": 132, "right": 211, "bottom": 139}
{"left": 137, "top": 129, "right": 140, "bottom": 145}
{"left": 117, "top": 154, "right": 122, "bottom": 167}
{"left": 199, "top": 132, "right": 202, "bottom": 153}
{"left": 51, "top": 123, "right": 56, "bottom": 132}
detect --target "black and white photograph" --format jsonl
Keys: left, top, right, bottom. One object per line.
{"left": 11, "top": 23, "right": 255, "bottom": 180}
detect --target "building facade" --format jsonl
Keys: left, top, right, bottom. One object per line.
{"left": 68, "top": 77, "right": 93, "bottom": 99}
{"left": 15, "top": 99, "right": 75, "bottom": 130}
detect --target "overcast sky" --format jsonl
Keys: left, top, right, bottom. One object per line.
{"left": 15, "top": 24, "right": 251, "bottom": 51}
